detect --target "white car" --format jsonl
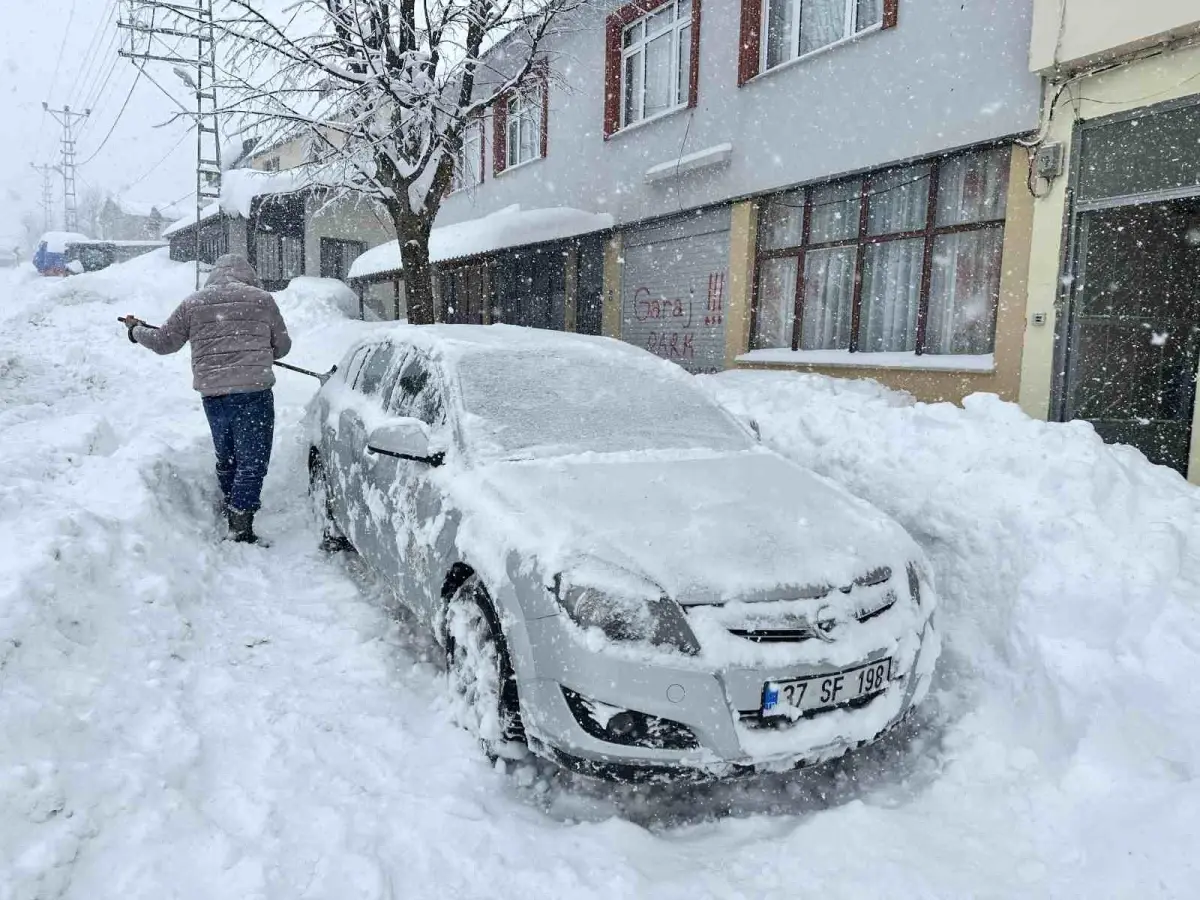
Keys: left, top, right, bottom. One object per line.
{"left": 306, "top": 325, "right": 939, "bottom": 780}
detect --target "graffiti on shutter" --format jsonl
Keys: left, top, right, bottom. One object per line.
{"left": 621, "top": 208, "right": 731, "bottom": 373}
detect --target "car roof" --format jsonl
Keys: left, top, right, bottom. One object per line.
{"left": 357, "top": 323, "right": 678, "bottom": 373}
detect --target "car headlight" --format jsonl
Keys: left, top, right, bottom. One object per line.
{"left": 552, "top": 575, "right": 700, "bottom": 656}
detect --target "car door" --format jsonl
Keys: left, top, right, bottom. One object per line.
{"left": 335, "top": 342, "right": 404, "bottom": 560}
{"left": 361, "top": 351, "right": 452, "bottom": 623}
{"left": 319, "top": 344, "right": 371, "bottom": 528}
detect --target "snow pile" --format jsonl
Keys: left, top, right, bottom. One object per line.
{"left": 349, "top": 204, "right": 614, "bottom": 279}
{"left": 705, "top": 370, "right": 1200, "bottom": 890}
{"left": 3, "top": 244, "right": 1199, "bottom": 900}
{"left": 273, "top": 275, "right": 360, "bottom": 329}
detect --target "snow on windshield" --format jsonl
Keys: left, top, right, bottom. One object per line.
{"left": 456, "top": 351, "right": 754, "bottom": 458}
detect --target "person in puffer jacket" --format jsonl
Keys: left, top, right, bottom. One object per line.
{"left": 122, "top": 254, "right": 292, "bottom": 544}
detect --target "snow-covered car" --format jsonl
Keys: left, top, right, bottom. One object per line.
{"left": 306, "top": 325, "right": 940, "bottom": 780}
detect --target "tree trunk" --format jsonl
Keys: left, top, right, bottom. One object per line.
{"left": 391, "top": 207, "right": 437, "bottom": 325}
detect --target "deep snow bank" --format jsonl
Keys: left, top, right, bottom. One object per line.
{"left": 705, "top": 371, "right": 1200, "bottom": 889}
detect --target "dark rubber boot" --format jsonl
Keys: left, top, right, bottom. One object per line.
{"left": 227, "top": 508, "right": 258, "bottom": 544}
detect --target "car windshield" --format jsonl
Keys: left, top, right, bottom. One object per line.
{"left": 456, "top": 351, "right": 755, "bottom": 459}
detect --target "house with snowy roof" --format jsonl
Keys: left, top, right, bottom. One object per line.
{"left": 97, "top": 198, "right": 188, "bottom": 242}
{"left": 165, "top": 150, "right": 395, "bottom": 313}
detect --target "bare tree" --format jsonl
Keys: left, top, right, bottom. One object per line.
{"left": 147, "top": 0, "right": 581, "bottom": 324}
{"left": 76, "top": 185, "right": 111, "bottom": 240}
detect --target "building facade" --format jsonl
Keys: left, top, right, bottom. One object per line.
{"left": 436, "top": 0, "right": 1042, "bottom": 398}
{"left": 1022, "top": 0, "right": 1200, "bottom": 481}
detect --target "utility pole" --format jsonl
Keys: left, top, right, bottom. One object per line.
{"left": 30, "top": 163, "right": 56, "bottom": 234}
{"left": 43, "top": 104, "right": 91, "bottom": 232}
{"left": 118, "top": 0, "right": 222, "bottom": 288}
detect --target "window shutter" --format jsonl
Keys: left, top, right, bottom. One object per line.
{"left": 687, "top": 1, "right": 702, "bottom": 108}
{"left": 737, "top": 0, "right": 761, "bottom": 86}
{"left": 493, "top": 97, "right": 508, "bottom": 175}
{"left": 603, "top": 15, "right": 622, "bottom": 138}
{"left": 883, "top": 0, "right": 898, "bottom": 29}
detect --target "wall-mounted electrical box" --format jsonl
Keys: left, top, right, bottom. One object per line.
{"left": 1031, "top": 312, "right": 1048, "bottom": 326}
{"left": 1035, "top": 143, "right": 1064, "bottom": 180}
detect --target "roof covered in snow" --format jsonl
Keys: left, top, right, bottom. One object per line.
{"left": 348, "top": 205, "right": 614, "bottom": 280}
{"left": 39, "top": 231, "right": 92, "bottom": 253}
{"left": 109, "top": 198, "right": 189, "bottom": 220}
{"left": 163, "top": 164, "right": 361, "bottom": 238}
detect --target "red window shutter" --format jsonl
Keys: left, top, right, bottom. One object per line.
{"left": 687, "top": 0, "right": 702, "bottom": 108}
{"left": 603, "top": 15, "right": 622, "bottom": 138}
{"left": 883, "top": 0, "right": 898, "bottom": 29}
{"left": 737, "top": 0, "right": 761, "bottom": 86}
{"left": 493, "top": 96, "right": 508, "bottom": 175}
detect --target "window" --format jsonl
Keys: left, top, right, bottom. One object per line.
{"left": 390, "top": 355, "right": 446, "bottom": 426}
{"left": 356, "top": 344, "right": 399, "bottom": 397}
{"left": 751, "top": 144, "right": 1010, "bottom": 356}
{"left": 262, "top": 157, "right": 281, "bottom": 172}
{"left": 506, "top": 84, "right": 544, "bottom": 170}
{"left": 620, "top": 0, "right": 695, "bottom": 127}
{"left": 255, "top": 232, "right": 304, "bottom": 283}
{"left": 605, "top": 0, "right": 700, "bottom": 137}
{"left": 739, "top": 0, "right": 895, "bottom": 84}
{"left": 451, "top": 120, "right": 484, "bottom": 192}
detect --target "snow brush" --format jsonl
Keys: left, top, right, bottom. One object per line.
{"left": 118, "top": 317, "right": 337, "bottom": 384}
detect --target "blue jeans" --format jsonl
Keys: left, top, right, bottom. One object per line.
{"left": 201, "top": 389, "right": 275, "bottom": 513}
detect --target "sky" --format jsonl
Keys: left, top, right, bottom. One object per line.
{"left": 0, "top": 0, "right": 198, "bottom": 247}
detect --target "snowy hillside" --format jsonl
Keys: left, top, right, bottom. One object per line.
{"left": 1, "top": 253, "right": 1197, "bottom": 898}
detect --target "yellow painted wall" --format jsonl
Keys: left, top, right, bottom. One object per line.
{"left": 1021, "top": 44, "right": 1200, "bottom": 482}
{"left": 1030, "top": 0, "right": 1200, "bottom": 73}
{"left": 601, "top": 233, "right": 623, "bottom": 339}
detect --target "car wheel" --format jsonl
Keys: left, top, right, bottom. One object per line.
{"left": 444, "top": 577, "right": 526, "bottom": 760}
{"left": 308, "top": 448, "right": 353, "bottom": 552}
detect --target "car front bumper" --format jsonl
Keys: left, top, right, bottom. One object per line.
{"left": 516, "top": 609, "right": 939, "bottom": 780}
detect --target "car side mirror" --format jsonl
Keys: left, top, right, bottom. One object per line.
{"left": 366, "top": 419, "right": 444, "bottom": 466}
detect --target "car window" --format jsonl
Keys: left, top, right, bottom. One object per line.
{"left": 389, "top": 354, "right": 445, "bottom": 426}
{"left": 356, "top": 344, "right": 398, "bottom": 397}
{"left": 342, "top": 346, "right": 371, "bottom": 387}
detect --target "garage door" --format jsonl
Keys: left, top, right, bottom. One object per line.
{"left": 621, "top": 208, "right": 731, "bottom": 373}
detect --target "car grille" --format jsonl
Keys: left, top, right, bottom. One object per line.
{"left": 688, "top": 567, "right": 898, "bottom": 646}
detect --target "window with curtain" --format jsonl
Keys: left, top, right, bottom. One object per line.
{"left": 506, "top": 85, "right": 543, "bottom": 169}
{"left": 620, "top": 0, "right": 693, "bottom": 127}
{"left": 763, "top": 0, "right": 883, "bottom": 70}
{"left": 752, "top": 144, "right": 1010, "bottom": 356}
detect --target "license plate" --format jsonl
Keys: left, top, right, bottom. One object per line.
{"left": 761, "top": 658, "right": 892, "bottom": 717}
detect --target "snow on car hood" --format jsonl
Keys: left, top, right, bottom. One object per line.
{"left": 445, "top": 448, "right": 919, "bottom": 605}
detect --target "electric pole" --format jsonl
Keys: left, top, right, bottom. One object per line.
{"left": 30, "top": 163, "right": 56, "bottom": 234}
{"left": 118, "top": 0, "right": 222, "bottom": 288}
{"left": 43, "top": 104, "right": 91, "bottom": 232}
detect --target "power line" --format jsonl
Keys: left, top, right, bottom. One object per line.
{"left": 119, "top": 128, "right": 193, "bottom": 193}
{"left": 78, "top": 67, "right": 145, "bottom": 167}
{"left": 65, "top": 0, "right": 120, "bottom": 112}
{"left": 45, "top": 0, "right": 78, "bottom": 108}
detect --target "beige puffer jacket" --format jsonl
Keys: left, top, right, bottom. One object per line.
{"left": 133, "top": 254, "right": 292, "bottom": 396}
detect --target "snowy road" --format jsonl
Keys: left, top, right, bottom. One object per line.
{"left": 3, "top": 254, "right": 1199, "bottom": 899}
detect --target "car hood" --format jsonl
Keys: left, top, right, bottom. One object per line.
{"left": 457, "top": 449, "right": 918, "bottom": 605}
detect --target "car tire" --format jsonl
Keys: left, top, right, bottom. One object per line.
{"left": 444, "top": 577, "right": 526, "bottom": 760}
{"left": 308, "top": 448, "right": 353, "bottom": 552}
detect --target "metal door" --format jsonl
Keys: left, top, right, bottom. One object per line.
{"left": 621, "top": 207, "right": 731, "bottom": 373}
{"left": 1062, "top": 199, "right": 1200, "bottom": 473}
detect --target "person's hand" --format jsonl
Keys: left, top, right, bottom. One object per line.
{"left": 119, "top": 315, "right": 143, "bottom": 344}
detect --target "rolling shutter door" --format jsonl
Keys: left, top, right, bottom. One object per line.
{"left": 620, "top": 208, "right": 731, "bottom": 373}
